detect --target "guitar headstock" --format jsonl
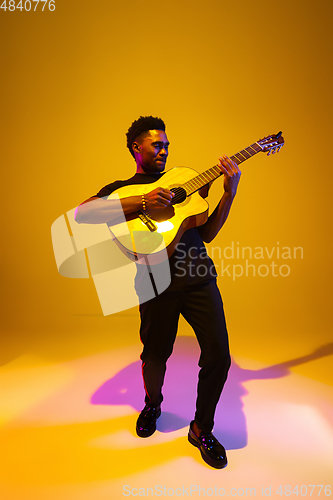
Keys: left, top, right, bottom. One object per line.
{"left": 258, "top": 131, "right": 285, "bottom": 156}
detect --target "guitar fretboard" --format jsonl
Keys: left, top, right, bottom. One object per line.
{"left": 183, "top": 142, "right": 262, "bottom": 196}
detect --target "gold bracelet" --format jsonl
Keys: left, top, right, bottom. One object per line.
{"left": 142, "top": 194, "right": 146, "bottom": 212}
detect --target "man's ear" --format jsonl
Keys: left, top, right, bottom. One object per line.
{"left": 132, "top": 141, "right": 141, "bottom": 154}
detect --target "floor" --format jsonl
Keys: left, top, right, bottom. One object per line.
{"left": 1, "top": 316, "right": 332, "bottom": 500}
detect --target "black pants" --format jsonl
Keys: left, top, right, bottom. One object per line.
{"left": 138, "top": 279, "right": 231, "bottom": 434}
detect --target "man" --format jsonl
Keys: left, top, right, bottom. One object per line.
{"left": 75, "top": 116, "right": 241, "bottom": 469}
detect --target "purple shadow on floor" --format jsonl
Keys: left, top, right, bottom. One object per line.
{"left": 91, "top": 337, "right": 333, "bottom": 450}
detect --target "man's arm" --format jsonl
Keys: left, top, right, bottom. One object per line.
{"left": 74, "top": 195, "right": 142, "bottom": 224}
{"left": 74, "top": 187, "right": 174, "bottom": 225}
{"left": 198, "top": 156, "right": 241, "bottom": 243}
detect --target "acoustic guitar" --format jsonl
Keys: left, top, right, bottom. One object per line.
{"left": 108, "top": 132, "right": 284, "bottom": 264}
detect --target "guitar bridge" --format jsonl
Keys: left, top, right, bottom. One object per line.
{"left": 137, "top": 210, "right": 157, "bottom": 232}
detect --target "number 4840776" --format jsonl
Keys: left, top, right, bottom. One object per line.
{"left": 1, "top": 0, "right": 55, "bottom": 11}
{"left": 276, "top": 485, "right": 331, "bottom": 496}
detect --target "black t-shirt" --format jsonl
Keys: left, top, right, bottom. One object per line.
{"left": 94, "top": 172, "right": 217, "bottom": 292}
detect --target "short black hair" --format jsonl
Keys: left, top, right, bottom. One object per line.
{"left": 126, "top": 115, "right": 166, "bottom": 158}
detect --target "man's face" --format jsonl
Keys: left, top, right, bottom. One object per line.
{"left": 134, "top": 130, "right": 169, "bottom": 174}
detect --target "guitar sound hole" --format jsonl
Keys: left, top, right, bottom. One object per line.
{"left": 170, "top": 187, "right": 187, "bottom": 205}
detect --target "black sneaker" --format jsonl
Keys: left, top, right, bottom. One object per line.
{"left": 136, "top": 404, "right": 161, "bottom": 438}
{"left": 188, "top": 420, "right": 227, "bottom": 469}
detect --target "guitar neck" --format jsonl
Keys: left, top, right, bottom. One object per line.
{"left": 184, "top": 142, "right": 262, "bottom": 196}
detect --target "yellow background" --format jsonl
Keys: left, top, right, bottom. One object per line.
{"left": 1, "top": 0, "right": 332, "bottom": 374}
{"left": 1, "top": 0, "right": 332, "bottom": 497}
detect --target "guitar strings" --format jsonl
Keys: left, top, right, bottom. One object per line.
{"left": 170, "top": 187, "right": 187, "bottom": 205}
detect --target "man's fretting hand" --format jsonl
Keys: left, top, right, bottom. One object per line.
{"left": 218, "top": 156, "right": 241, "bottom": 197}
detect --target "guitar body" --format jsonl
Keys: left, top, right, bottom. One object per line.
{"left": 108, "top": 167, "right": 209, "bottom": 263}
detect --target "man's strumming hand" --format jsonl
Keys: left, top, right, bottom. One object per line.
{"left": 144, "top": 187, "right": 175, "bottom": 212}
